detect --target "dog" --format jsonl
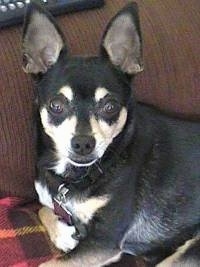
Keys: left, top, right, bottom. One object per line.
{"left": 22, "top": 2, "right": 200, "bottom": 266}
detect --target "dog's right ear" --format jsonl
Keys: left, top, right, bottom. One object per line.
{"left": 22, "top": 2, "right": 65, "bottom": 74}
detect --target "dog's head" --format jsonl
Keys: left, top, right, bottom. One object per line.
{"left": 22, "top": 2, "right": 143, "bottom": 173}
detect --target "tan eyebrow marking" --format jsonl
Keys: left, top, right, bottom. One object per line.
{"left": 59, "top": 85, "right": 73, "bottom": 101}
{"left": 95, "top": 87, "right": 109, "bottom": 102}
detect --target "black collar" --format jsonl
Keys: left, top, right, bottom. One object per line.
{"left": 47, "top": 161, "right": 104, "bottom": 193}
{"left": 63, "top": 164, "right": 101, "bottom": 184}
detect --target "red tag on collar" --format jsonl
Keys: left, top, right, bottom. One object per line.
{"left": 53, "top": 200, "right": 73, "bottom": 225}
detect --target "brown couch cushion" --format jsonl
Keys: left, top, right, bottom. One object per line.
{"left": 0, "top": 0, "right": 199, "bottom": 199}
{"left": 0, "top": 27, "right": 36, "bottom": 199}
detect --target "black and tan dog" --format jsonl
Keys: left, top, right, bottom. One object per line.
{"left": 22, "top": 2, "right": 200, "bottom": 266}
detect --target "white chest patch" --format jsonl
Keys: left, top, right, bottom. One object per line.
{"left": 35, "top": 180, "right": 110, "bottom": 225}
{"left": 34, "top": 181, "right": 54, "bottom": 209}
{"left": 67, "top": 195, "right": 110, "bottom": 224}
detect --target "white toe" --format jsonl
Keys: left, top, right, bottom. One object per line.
{"left": 53, "top": 220, "right": 79, "bottom": 252}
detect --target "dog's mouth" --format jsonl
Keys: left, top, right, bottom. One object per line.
{"left": 68, "top": 154, "right": 98, "bottom": 167}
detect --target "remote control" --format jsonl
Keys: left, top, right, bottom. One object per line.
{"left": 0, "top": 0, "right": 105, "bottom": 28}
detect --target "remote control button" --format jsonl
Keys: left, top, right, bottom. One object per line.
{"left": 3, "top": 0, "right": 10, "bottom": 4}
{"left": 25, "top": 0, "right": 30, "bottom": 3}
{"left": 43, "top": 0, "right": 48, "bottom": 3}
{"left": 0, "top": 5, "right": 7, "bottom": 12}
{"left": 16, "top": 1, "right": 24, "bottom": 8}
{"left": 8, "top": 3, "right": 16, "bottom": 9}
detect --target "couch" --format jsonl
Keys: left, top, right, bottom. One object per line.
{"left": 0, "top": 0, "right": 199, "bottom": 266}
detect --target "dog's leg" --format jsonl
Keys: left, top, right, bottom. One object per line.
{"left": 39, "top": 243, "right": 121, "bottom": 267}
{"left": 156, "top": 235, "right": 200, "bottom": 267}
{"left": 39, "top": 207, "right": 121, "bottom": 267}
{"left": 39, "top": 207, "right": 79, "bottom": 253}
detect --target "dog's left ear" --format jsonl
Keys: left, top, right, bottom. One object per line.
{"left": 22, "top": 2, "right": 65, "bottom": 74}
{"left": 101, "top": 2, "right": 143, "bottom": 75}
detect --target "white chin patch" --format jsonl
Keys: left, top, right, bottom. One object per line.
{"left": 53, "top": 157, "right": 69, "bottom": 175}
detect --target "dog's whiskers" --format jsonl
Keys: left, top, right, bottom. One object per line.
{"left": 94, "top": 161, "right": 104, "bottom": 174}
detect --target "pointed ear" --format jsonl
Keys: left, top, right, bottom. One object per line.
{"left": 101, "top": 2, "right": 143, "bottom": 75}
{"left": 22, "top": 2, "right": 65, "bottom": 74}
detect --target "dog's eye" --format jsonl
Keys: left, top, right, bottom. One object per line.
{"left": 49, "top": 97, "right": 64, "bottom": 114}
{"left": 103, "top": 100, "right": 120, "bottom": 115}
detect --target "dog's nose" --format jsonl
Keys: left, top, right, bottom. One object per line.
{"left": 71, "top": 135, "right": 96, "bottom": 156}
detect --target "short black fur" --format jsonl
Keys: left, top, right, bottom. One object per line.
{"left": 23, "top": 2, "right": 200, "bottom": 266}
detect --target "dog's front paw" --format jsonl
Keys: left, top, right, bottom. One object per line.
{"left": 39, "top": 259, "right": 66, "bottom": 267}
{"left": 39, "top": 207, "right": 79, "bottom": 253}
{"left": 39, "top": 257, "right": 74, "bottom": 267}
{"left": 53, "top": 220, "right": 79, "bottom": 253}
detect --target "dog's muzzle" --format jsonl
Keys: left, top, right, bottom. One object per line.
{"left": 69, "top": 134, "right": 98, "bottom": 166}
